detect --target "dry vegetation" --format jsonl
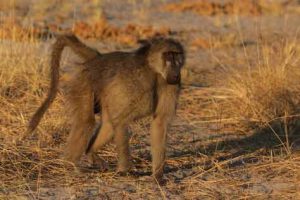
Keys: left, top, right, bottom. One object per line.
{"left": 163, "top": 0, "right": 291, "bottom": 16}
{"left": 0, "top": 16, "right": 171, "bottom": 45}
{"left": 214, "top": 38, "right": 300, "bottom": 131}
{"left": 1, "top": 0, "right": 300, "bottom": 199}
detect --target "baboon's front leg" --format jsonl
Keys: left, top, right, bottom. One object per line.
{"left": 150, "top": 80, "right": 179, "bottom": 183}
{"left": 114, "top": 125, "right": 131, "bottom": 173}
{"left": 150, "top": 115, "right": 168, "bottom": 181}
{"left": 86, "top": 121, "right": 114, "bottom": 167}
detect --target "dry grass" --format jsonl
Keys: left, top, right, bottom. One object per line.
{"left": 163, "top": 0, "right": 289, "bottom": 16}
{"left": 0, "top": 0, "right": 172, "bottom": 46}
{"left": 72, "top": 18, "right": 171, "bottom": 45}
{"left": 0, "top": 15, "right": 171, "bottom": 45}
{"left": 211, "top": 38, "right": 300, "bottom": 135}
{"left": 191, "top": 33, "right": 238, "bottom": 49}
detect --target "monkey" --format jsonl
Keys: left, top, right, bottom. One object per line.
{"left": 27, "top": 34, "right": 185, "bottom": 183}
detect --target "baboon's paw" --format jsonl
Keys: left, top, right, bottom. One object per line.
{"left": 117, "top": 162, "right": 131, "bottom": 171}
{"left": 86, "top": 153, "right": 108, "bottom": 171}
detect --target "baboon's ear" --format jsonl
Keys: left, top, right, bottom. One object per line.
{"left": 136, "top": 39, "right": 151, "bottom": 54}
{"left": 137, "top": 39, "right": 150, "bottom": 45}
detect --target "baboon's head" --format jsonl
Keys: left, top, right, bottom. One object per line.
{"left": 146, "top": 38, "right": 185, "bottom": 85}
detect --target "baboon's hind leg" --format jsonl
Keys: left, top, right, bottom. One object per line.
{"left": 86, "top": 109, "right": 115, "bottom": 168}
{"left": 63, "top": 80, "right": 95, "bottom": 164}
{"left": 87, "top": 109, "right": 115, "bottom": 150}
{"left": 114, "top": 125, "right": 131, "bottom": 174}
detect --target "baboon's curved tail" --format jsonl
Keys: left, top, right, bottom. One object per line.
{"left": 27, "top": 34, "right": 100, "bottom": 134}
{"left": 27, "top": 39, "right": 65, "bottom": 133}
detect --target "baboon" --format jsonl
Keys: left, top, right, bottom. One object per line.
{"left": 28, "top": 34, "right": 185, "bottom": 182}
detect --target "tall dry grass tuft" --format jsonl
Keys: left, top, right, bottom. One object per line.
{"left": 216, "top": 38, "right": 300, "bottom": 140}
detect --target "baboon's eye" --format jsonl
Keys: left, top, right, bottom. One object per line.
{"left": 163, "top": 52, "right": 173, "bottom": 61}
{"left": 173, "top": 53, "right": 183, "bottom": 66}
{"left": 163, "top": 51, "right": 184, "bottom": 68}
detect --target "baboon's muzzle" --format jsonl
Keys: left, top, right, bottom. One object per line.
{"left": 167, "top": 73, "right": 181, "bottom": 85}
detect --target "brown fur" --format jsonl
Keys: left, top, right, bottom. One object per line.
{"left": 27, "top": 34, "right": 100, "bottom": 133}
{"left": 27, "top": 34, "right": 185, "bottom": 182}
